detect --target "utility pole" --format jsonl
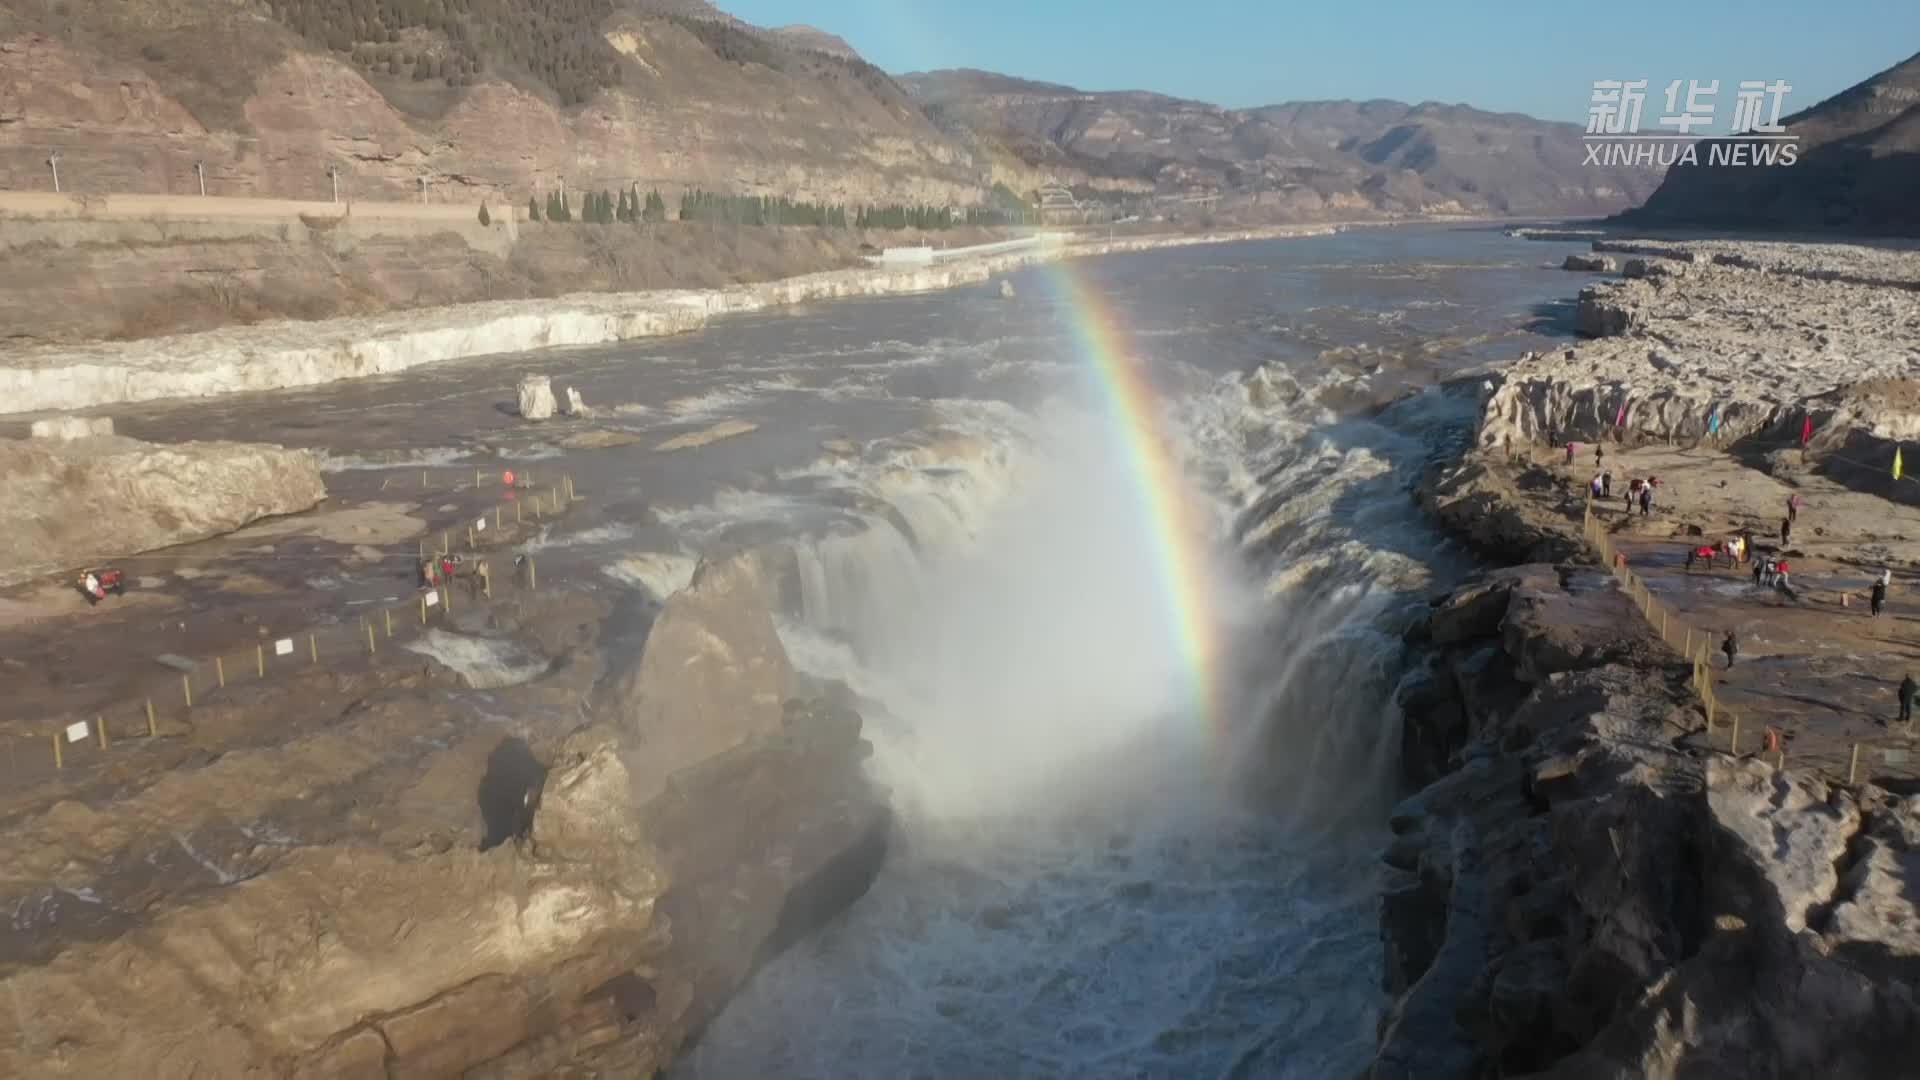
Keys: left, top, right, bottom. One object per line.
{"left": 194, "top": 160, "right": 206, "bottom": 196}
{"left": 327, "top": 165, "right": 341, "bottom": 204}
{"left": 46, "top": 150, "right": 60, "bottom": 194}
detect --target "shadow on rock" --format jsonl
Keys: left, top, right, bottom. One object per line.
{"left": 477, "top": 735, "right": 547, "bottom": 851}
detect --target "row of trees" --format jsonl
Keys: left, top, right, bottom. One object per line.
{"left": 520, "top": 187, "right": 1039, "bottom": 229}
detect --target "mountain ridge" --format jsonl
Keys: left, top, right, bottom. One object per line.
{"left": 1624, "top": 51, "right": 1920, "bottom": 233}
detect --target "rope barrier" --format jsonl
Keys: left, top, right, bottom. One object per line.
{"left": 1580, "top": 494, "right": 1903, "bottom": 789}
{"left": 19, "top": 474, "right": 579, "bottom": 780}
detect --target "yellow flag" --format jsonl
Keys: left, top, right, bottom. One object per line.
{"left": 1896, "top": 447, "right": 1905, "bottom": 481}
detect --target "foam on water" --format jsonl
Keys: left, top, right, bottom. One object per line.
{"left": 603, "top": 551, "right": 698, "bottom": 601}
{"left": 680, "top": 356, "right": 1458, "bottom": 1076}
{"left": 318, "top": 446, "right": 472, "bottom": 472}
{"left": 402, "top": 629, "right": 548, "bottom": 689}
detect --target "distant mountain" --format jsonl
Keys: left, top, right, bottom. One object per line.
{"left": 1624, "top": 52, "right": 1920, "bottom": 233}
{"left": 900, "top": 69, "right": 1660, "bottom": 218}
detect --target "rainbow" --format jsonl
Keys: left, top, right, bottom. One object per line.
{"left": 1040, "top": 258, "right": 1222, "bottom": 728}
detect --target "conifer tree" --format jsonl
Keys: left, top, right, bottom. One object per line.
{"left": 527, "top": 195, "right": 540, "bottom": 222}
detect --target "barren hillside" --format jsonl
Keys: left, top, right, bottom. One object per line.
{"left": 0, "top": 0, "right": 1009, "bottom": 207}
{"left": 1624, "top": 51, "right": 1920, "bottom": 233}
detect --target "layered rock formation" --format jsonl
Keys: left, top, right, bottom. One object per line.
{"left": 1477, "top": 238, "right": 1920, "bottom": 455}
{"left": 0, "top": 554, "right": 887, "bottom": 1077}
{"left": 0, "top": 9, "right": 1001, "bottom": 208}
{"left": 0, "top": 433, "right": 327, "bottom": 587}
{"left": 1377, "top": 566, "right": 1920, "bottom": 1077}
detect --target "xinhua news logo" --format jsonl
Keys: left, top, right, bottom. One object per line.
{"left": 1584, "top": 80, "right": 1798, "bottom": 167}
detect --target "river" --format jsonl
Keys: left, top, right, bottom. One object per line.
{"left": 76, "top": 224, "right": 1588, "bottom": 1077}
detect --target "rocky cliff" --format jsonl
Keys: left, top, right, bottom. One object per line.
{"left": 0, "top": 554, "right": 888, "bottom": 1077}
{"left": 1624, "top": 52, "right": 1920, "bottom": 234}
{"left": 901, "top": 70, "right": 1661, "bottom": 218}
{"left": 0, "top": 431, "right": 328, "bottom": 587}
{"left": 1474, "top": 238, "right": 1920, "bottom": 462}
{"left": 1377, "top": 565, "right": 1920, "bottom": 1077}
{"left": 0, "top": 2, "right": 1011, "bottom": 208}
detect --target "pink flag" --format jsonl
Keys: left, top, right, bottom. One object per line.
{"left": 1614, "top": 399, "right": 1628, "bottom": 427}
{"left": 1800, "top": 415, "right": 1813, "bottom": 446}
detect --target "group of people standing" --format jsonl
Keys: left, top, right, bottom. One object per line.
{"left": 1588, "top": 467, "right": 1658, "bottom": 517}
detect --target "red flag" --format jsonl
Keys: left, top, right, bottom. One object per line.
{"left": 1800, "top": 415, "right": 1813, "bottom": 446}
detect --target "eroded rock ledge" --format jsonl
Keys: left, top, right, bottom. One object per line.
{"left": 0, "top": 552, "right": 890, "bottom": 1077}
{"left": 1374, "top": 565, "right": 1920, "bottom": 1077}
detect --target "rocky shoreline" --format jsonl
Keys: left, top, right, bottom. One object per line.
{"left": 0, "top": 224, "right": 1341, "bottom": 417}
{"left": 1378, "top": 237, "right": 1920, "bottom": 1076}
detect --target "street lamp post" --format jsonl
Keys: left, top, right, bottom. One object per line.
{"left": 47, "top": 150, "right": 61, "bottom": 194}
{"left": 194, "top": 160, "right": 207, "bottom": 196}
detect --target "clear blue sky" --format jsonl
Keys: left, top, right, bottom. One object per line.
{"left": 720, "top": 0, "right": 1920, "bottom": 125}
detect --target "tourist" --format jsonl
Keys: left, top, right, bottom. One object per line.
{"left": 1901, "top": 674, "right": 1917, "bottom": 725}
{"left": 1638, "top": 484, "right": 1653, "bottom": 517}
{"left": 1776, "top": 559, "right": 1796, "bottom": 601}
{"left": 1625, "top": 476, "right": 1641, "bottom": 509}
{"left": 1596, "top": 444, "right": 1605, "bottom": 471}
{"left": 1739, "top": 529, "right": 1756, "bottom": 565}
{"left": 1566, "top": 440, "right": 1577, "bottom": 465}
{"left": 1787, "top": 492, "right": 1802, "bottom": 523}
{"left": 1752, "top": 557, "right": 1766, "bottom": 587}
{"left": 1601, "top": 471, "right": 1613, "bottom": 498}
{"left": 1722, "top": 630, "right": 1739, "bottom": 670}
{"left": 1590, "top": 474, "right": 1604, "bottom": 500}
{"left": 1872, "top": 577, "right": 1888, "bottom": 617}
{"left": 1781, "top": 517, "right": 1793, "bottom": 548}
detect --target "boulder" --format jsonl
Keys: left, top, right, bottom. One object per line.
{"left": 599, "top": 551, "right": 796, "bottom": 799}
{"left": 518, "top": 375, "right": 556, "bottom": 420}
{"left": 29, "top": 415, "right": 113, "bottom": 440}
{"left": 563, "top": 386, "right": 592, "bottom": 418}
{"left": 1562, "top": 254, "right": 1615, "bottom": 272}
{"left": 0, "top": 436, "right": 326, "bottom": 588}
{"left": 997, "top": 279, "right": 1016, "bottom": 299}
{"left": 1428, "top": 576, "right": 1516, "bottom": 645}
{"left": 1574, "top": 287, "right": 1638, "bottom": 337}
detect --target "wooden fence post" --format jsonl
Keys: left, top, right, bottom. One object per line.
{"left": 385, "top": 608, "right": 393, "bottom": 637}
{"left": 256, "top": 642, "right": 265, "bottom": 678}
{"left": 1730, "top": 711, "right": 1740, "bottom": 756}
{"left": 97, "top": 717, "right": 107, "bottom": 750}
{"left": 216, "top": 656, "right": 226, "bottom": 689}
{"left": 420, "top": 593, "right": 428, "bottom": 624}
{"left": 183, "top": 674, "right": 193, "bottom": 707}
{"left": 52, "top": 733, "right": 62, "bottom": 770}
{"left": 366, "top": 620, "right": 376, "bottom": 654}
{"left": 468, "top": 524, "right": 476, "bottom": 549}
{"left": 528, "top": 556, "right": 537, "bottom": 591}
{"left": 146, "top": 699, "right": 157, "bottom": 738}
{"left": 310, "top": 634, "right": 318, "bottom": 664}
{"left": 1849, "top": 742, "right": 1861, "bottom": 785}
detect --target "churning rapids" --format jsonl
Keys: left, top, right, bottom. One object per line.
{"left": 89, "top": 226, "right": 1595, "bottom": 1078}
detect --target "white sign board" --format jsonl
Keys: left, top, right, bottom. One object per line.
{"left": 65, "top": 721, "right": 89, "bottom": 744}
{"left": 475, "top": 517, "right": 488, "bottom": 532}
{"left": 425, "top": 592, "right": 440, "bottom": 608}
{"left": 275, "top": 638, "right": 294, "bottom": 656}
